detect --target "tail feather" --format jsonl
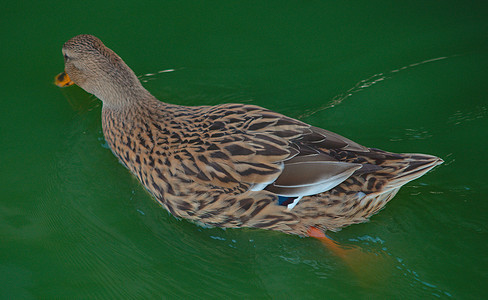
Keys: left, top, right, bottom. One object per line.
{"left": 384, "top": 154, "right": 443, "bottom": 190}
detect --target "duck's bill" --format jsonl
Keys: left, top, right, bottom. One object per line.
{"left": 54, "top": 72, "right": 74, "bottom": 87}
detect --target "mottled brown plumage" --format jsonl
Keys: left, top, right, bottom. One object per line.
{"left": 58, "top": 35, "right": 443, "bottom": 236}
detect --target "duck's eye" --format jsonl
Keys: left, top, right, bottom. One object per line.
{"left": 64, "top": 53, "right": 69, "bottom": 61}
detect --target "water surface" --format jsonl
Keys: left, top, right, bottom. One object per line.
{"left": 1, "top": 1, "right": 487, "bottom": 298}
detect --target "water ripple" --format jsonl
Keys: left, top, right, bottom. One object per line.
{"left": 448, "top": 106, "right": 487, "bottom": 125}
{"left": 298, "top": 56, "right": 452, "bottom": 119}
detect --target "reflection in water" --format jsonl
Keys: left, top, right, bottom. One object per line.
{"left": 60, "top": 89, "right": 100, "bottom": 115}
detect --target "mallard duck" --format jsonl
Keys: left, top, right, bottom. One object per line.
{"left": 56, "top": 34, "right": 443, "bottom": 237}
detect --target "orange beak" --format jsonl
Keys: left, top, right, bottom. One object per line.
{"left": 54, "top": 71, "right": 74, "bottom": 87}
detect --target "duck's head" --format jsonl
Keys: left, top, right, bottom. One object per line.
{"left": 57, "top": 34, "right": 148, "bottom": 107}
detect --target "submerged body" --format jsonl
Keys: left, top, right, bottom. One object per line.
{"left": 58, "top": 35, "right": 443, "bottom": 236}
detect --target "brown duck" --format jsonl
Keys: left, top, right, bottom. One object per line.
{"left": 56, "top": 34, "right": 443, "bottom": 237}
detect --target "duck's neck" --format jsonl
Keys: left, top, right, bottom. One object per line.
{"left": 100, "top": 80, "right": 169, "bottom": 126}
{"left": 97, "top": 83, "right": 157, "bottom": 110}
{"left": 91, "top": 58, "right": 159, "bottom": 110}
{"left": 92, "top": 74, "right": 157, "bottom": 110}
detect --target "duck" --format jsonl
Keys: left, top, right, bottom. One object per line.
{"left": 55, "top": 34, "right": 443, "bottom": 237}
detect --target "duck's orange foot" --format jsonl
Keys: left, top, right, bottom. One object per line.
{"left": 308, "top": 226, "right": 348, "bottom": 259}
{"left": 307, "top": 226, "right": 327, "bottom": 238}
{"left": 308, "top": 226, "right": 392, "bottom": 285}
{"left": 54, "top": 72, "right": 74, "bottom": 87}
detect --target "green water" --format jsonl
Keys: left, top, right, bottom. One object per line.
{"left": 1, "top": 1, "right": 487, "bottom": 298}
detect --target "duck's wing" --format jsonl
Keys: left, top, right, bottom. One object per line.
{"left": 262, "top": 126, "right": 374, "bottom": 197}
{"left": 164, "top": 103, "right": 369, "bottom": 197}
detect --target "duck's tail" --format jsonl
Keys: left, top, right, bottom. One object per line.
{"left": 285, "top": 151, "right": 443, "bottom": 233}
{"left": 381, "top": 153, "right": 443, "bottom": 191}
{"left": 348, "top": 152, "right": 443, "bottom": 219}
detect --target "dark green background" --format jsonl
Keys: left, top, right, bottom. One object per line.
{"left": 1, "top": 1, "right": 487, "bottom": 298}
